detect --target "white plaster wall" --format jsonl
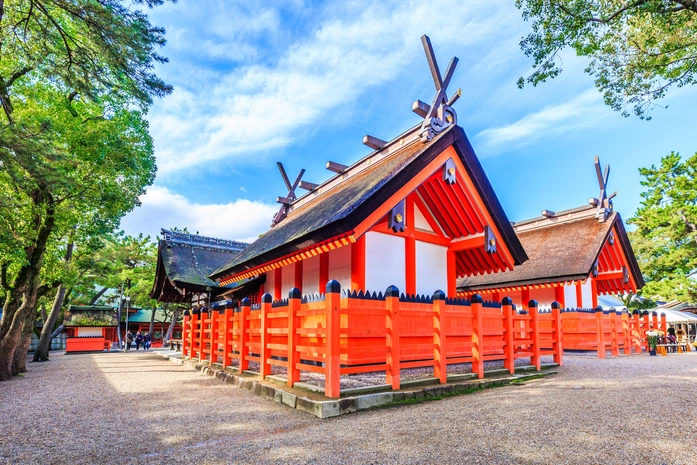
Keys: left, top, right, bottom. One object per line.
{"left": 365, "top": 231, "right": 405, "bottom": 294}
{"left": 415, "top": 240, "right": 447, "bottom": 296}
{"left": 413, "top": 204, "right": 434, "bottom": 232}
{"left": 302, "top": 255, "right": 320, "bottom": 295}
{"left": 564, "top": 284, "right": 578, "bottom": 308}
{"left": 78, "top": 327, "right": 102, "bottom": 337}
{"left": 582, "top": 279, "right": 593, "bottom": 308}
{"left": 281, "top": 263, "right": 296, "bottom": 298}
{"left": 265, "top": 270, "right": 275, "bottom": 298}
{"left": 328, "top": 246, "right": 352, "bottom": 291}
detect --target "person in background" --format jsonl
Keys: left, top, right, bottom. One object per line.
{"left": 144, "top": 332, "right": 152, "bottom": 350}
{"left": 135, "top": 331, "right": 143, "bottom": 350}
{"left": 125, "top": 331, "right": 133, "bottom": 352}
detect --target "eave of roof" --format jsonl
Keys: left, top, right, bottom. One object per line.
{"left": 210, "top": 125, "right": 527, "bottom": 281}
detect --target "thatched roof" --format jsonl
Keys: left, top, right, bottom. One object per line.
{"left": 458, "top": 208, "right": 644, "bottom": 292}
{"left": 211, "top": 125, "right": 527, "bottom": 281}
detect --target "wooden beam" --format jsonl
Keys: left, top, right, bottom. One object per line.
{"left": 595, "top": 267, "right": 628, "bottom": 283}
{"left": 326, "top": 161, "right": 347, "bottom": 174}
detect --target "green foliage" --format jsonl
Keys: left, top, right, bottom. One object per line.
{"left": 629, "top": 152, "right": 697, "bottom": 301}
{"left": 516, "top": 0, "right": 697, "bottom": 118}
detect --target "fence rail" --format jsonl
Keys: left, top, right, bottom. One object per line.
{"left": 180, "top": 281, "right": 565, "bottom": 399}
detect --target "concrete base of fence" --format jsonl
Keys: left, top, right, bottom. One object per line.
{"left": 155, "top": 350, "right": 557, "bottom": 418}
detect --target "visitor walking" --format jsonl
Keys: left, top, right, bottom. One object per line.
{"left": 125, "top": 331, "right": 133, "bottom": 352}
{"left": 144, "top": 332, "right": 152, "bottom": 350}
{"left": 135, "top": 331, "right": 143, "bottom": 350}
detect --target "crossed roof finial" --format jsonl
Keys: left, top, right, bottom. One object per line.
{"left": 414, "top": 35, "right": 461, "bottom": 143}
{"left": 588, "top": 156, "right": 617, "bottom": 223}
{"left": 271, "top": 162, "right": 305, "bottom": 227}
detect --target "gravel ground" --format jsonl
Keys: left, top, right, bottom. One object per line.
{"left": 2, "top": 351, "right": 696, "bottom": 465}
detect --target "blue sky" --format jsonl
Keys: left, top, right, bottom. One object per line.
{"left": 120, "top": 0, "right": 697, "bottom": 242}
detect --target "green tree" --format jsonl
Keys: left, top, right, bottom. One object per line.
{"left": 0, "top": 0, "right": 171, "bottom": 380}
{"left": 516, "top": 1, "right": 697, "bottom": 118}
{"left": 628, "top": 152, "right": 697, "bottom": 301}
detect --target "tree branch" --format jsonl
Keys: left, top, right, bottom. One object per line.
{"left": 1, "top": 262, "right": 11, "bottom": 291}
{"left": 558, "top": 1, "right": 646, "bottom": 24}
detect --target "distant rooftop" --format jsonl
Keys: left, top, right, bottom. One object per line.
{"left": 161, "top": 228, "right": 248, "bottom": 253}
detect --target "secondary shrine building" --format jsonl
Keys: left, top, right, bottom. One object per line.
{"left": 210, "top": 126, "right": 528, "bottom": 298}
{"left": 457, "top": 205, "right": 644, "bottom": 309}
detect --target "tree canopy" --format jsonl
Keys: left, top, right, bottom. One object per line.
{"left": 0, "top": 0, "right": 172, "bottom": 380}
{"left": 629, "top": 152, "right": 697, "bottom": 301}
{"left": 516, "top": 0, "right": 697, "bottom": 118}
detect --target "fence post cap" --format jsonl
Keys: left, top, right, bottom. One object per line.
{"left": 192, "top": 308, "right": 200, "bottom": 315}
{"left": 642, "top": 310, "right": 649, "bottom": 316}
{"left": 184, "top": 310, "right": 190, "bottom": 316}
{"left": 594, "top": 306, "right": 603, "bottom": 312}
{"left": 609, "top": 307, "right": 616, "bottom": 313}
{"left": 651, "top": 311, "right": 658, "bottom": 316}
{"left": 471, "top": 294, "right": 483, "bottom": 304}
{"left": 632, "top": 309, "right": 639, "bottom": 315}
{"left": 289, "top": 287, "right": 301, "bottom": 299}
{"left": 660, "top": 312, "right": 666, "bottom": 317}
{"left": 326, "top": 279, "right": 341, "bottom": 294}
{"left": 385, "top": 285, "right": 400, "bottom": 298}
{"left": 550, "top": 301, "right": 560, "bottom": 309}
{"left": 528, "top": 299, "right": 538, "bottom": 308}
{"left": 241, "top": 297, "right": 251, "bottom": 307}
{"left": 501, "top": 296, "right": 513, "bottom": 306}
{"left": 261, "top": 293, "right": 273, "bottom": 304}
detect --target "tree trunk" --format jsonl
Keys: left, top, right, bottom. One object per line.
{"left": 33, "top": 285, "right": 67, "bottom": 362}
{"left": 13, "top": 310, "right": 36, "bottom": 374}
{"left": 0, "top": 186, "right": 56, "bottom": 381}
{"left": 148, "top": 307, "right": 156, "bottom": 336}
{"left": 164, "top": 307, "right": 181, "bottom": 345}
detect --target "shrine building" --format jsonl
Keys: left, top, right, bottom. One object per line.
{"left": 457, "top": 198, "right": 644, "bottom": 309}
{"left": 210, "top": 37, "right": 528, "bottom": 297}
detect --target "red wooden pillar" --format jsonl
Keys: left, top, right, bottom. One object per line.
{"left": 385, "top": 285, "right": 402, "bottom": 389}
{"left": 182, "top": 310, "right": 190, "bottom": 358}
{"left": 239, "top": 298, "right": 251, "bottom": 372}
{"left": 652, "top": 311, "right": 659, "bottom": 335}
{"left": 622, "top": 310, "right": 631, "bottom": 355}
{"left": 198, "top": 308, "right": 206, "bottom": 361}
{"left": 521, "top": 289, "right": 530, "bottom": 311}
{"left": 595, "top": 307, "right": 606, "bottom": 359}
{"left": 325, "top": 280, "right": 342, "bottom": 398}
{"left": 274, "top": 268, "right": 282, "bottom": 301}
{"left": 551, "top": 301, "right": 563, "bottom": 366}
{"left": 287, "top": 288, "right": 301, "bottom": 387}
{"left": 554, "top": 285, "right": 565, "bottom": 309}
{"left": 351, "top": 236, "right": 365, "bottom": 292}
{"left": 432, "top": 290, "right": 447, "bottom": 384}
{"left": 222, "top": 303, "right": 233, "bottom": 368}
{"left": 502, "top": 297, "right": 515, "bottom": 374}
{"left": 405, "top": 236, "right": 416, "bottom": 296}
{"left": 189, "top": 310, "right": 198, "bottom": 358}
{"left": 610, "top": 309, "right": 619, "bottom": 357}
{"left": 319, "top": 253, "right": 329, "bottom": 294}
{"left": 633, "top": 310, "right": 642, "bottom": 353}
{"left": 529, "top": 300, "right": 541, "bottom": 370}
{"left": 209, "top": 308, "right": 218, "bottom": 364}
{"left": 446, "top": 250, "right": 456, "bottom": 297}
{"left": 471, "top": 294, "right": 484, "bottom": 379}
{"left": 660, "top": 312, "right": 667, "bottom": 333}
{"left": 259, "top": 294, "right": 271, "bottom": 379}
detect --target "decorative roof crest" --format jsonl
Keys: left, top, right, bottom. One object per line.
{"left": 271, "top": 162, "right": 305, "bottom": 227}
{"left": 414, "top": 35, "right": 461, "bottom": 143}
{"left": 588, "top": 156, "right": 617, "bottom": 223}
{"left": 161, "top": 228, "right": 248, "bottom": 252}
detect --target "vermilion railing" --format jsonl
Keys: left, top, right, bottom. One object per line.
{"left": 180, "top": 280, "right": 567, "bottom": 399}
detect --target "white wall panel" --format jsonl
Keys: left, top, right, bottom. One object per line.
{"left": 302, "top": 255, "right": 320, "bottom": 295}
{"left": 365, "top": 231, "right": 405, "bottom": 294}
{"left": 265, "top": 270, "right": 276, "bottom": 298}
{"left": 78, "top": 327, "right": 102, "bottom": 337}
{"left": 413, "top": 204, "right": 434, "bottom": 232}
{"left": 564, "top": 284, "right": 577, "bottom": 308}
{"left": 415, "top": 240, "right": 447, "bottom": 296}
{"left": 328, "top": 246, "right": 352, "bottom": 291}
{"left": 281, "top": 263, "right": 296, "bottom": 298}
{"left": 582, "top": 279, "right": 593, "bottom": 308}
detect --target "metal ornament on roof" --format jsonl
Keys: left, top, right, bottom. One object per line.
{"left": 414, "top": 35, "right": 461, "bottom": 143}
{"left": 271, "top": 162, "right": 305, "bottom": 227}
{"left": 587, "top": 156, "right": 617, "bottom": 223}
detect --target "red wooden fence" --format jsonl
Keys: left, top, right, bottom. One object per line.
{"left": 180, "top": 281, "right": 564, "bottom": 399}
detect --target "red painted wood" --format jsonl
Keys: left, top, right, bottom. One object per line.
{"left": 433, "top": 297, "right": 447, "bottom": 383}
{"left": 405, "top": 235, "right": 416, "bottom": 295}
{"left": 385, "top": 294, "right": 401, "bottom": 389}
{"left": 325, "top": 288, "right": 341, "bottom": 398}
{"left": 319, "top": 253, "right": 329, "bottom": 294}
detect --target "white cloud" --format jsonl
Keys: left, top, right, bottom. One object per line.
{"left": 119, "top": 186, "right": 277, "bottom": 243}
{"left": 149, "top": 0, "right": 523, "bottom": 175}
{"left": 474, "top": 89, "right": 607, "bottom": 155}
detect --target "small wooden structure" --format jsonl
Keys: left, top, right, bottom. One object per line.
{"left": 64, "top": 306, "right": 118, "bottom": 353}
